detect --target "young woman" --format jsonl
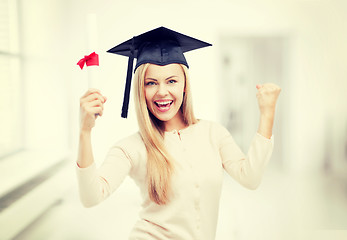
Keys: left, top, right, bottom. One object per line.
{"left": 76, "top": 27, "right": 281, "bottom": 240}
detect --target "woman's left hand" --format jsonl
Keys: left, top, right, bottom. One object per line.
{"left": 256, "top": 83, "right": 281, "bottom": 116}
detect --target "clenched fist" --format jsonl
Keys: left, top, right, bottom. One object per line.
{"left": 80, "top": 88, "right": 107, "bottom": 131}
{"left": 256, "top": 83, "right": 281, "bottom": 116}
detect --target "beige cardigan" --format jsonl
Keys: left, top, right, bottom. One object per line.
{"left": 76, "top": 120, "right": 274, "bottom": 240}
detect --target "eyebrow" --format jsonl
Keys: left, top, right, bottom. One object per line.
{"left": 145, "top": 75, "right": 179, "bottom": 81}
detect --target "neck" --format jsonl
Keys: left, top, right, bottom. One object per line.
{"left": 163, "top": 111, "right": 187, "bottom": 132}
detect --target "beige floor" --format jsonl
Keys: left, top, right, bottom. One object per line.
{"left": 13, "top": 166, "right": 347, "bottom": 240}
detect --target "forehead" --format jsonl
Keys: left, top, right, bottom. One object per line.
{"left": 145, "top": 64, "right": 184, "bottom": 79}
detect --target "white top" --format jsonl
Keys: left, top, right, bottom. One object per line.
{"left": 76, "top": 120, "right": 274, "bottom": 240}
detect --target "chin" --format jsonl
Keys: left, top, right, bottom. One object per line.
{"left": 153, "top": 112, "right": 176, "bottom": 122}
{"left": 150, "top": 107, "right": 183, "bottom": 125}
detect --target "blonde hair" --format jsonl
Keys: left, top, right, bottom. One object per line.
{"left": 133, "top": 63, "right": 197, "bottom": 205}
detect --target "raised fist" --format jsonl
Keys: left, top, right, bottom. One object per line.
{"left": 256, "top": 83, "right": 281, "bottom": 115}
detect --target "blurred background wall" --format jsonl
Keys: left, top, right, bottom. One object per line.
{"left": 0, "top": 0, "right": 346, "bottom": 239}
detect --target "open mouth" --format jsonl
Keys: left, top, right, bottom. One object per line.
{"left": 155, "top": 100, "right": 173, "bottom": 108}
{"left": 154, "top": 100, "right": 173, "bottom": 112}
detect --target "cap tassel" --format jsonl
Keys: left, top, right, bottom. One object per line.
{"left": 121, "top": 37, "right": 135, "bottom": 118}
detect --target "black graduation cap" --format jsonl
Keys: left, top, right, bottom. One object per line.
{"left": 107, "top": 26, "right": 212, "bottom": 118}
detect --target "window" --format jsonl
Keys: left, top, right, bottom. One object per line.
{"left": 0, "top": 0, "right": 23, "bottom": 158}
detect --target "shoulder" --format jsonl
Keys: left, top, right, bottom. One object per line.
{"left": 195, "top": 119, "right": 230, "bottom": 136}
{"left": 193, "top": 119, "right": 232, "bottom": 148}
{"left": 115, "top": 131, "right": 144, "bottom": 148}
{"left": 109, "top": 131, "right": 147, "bottom": 166}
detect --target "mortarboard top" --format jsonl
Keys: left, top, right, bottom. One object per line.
{"left": 107, "top": 26, "right": 212, "bottom": 118}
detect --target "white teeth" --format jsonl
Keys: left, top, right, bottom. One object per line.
{"left": 156, "top": 101, "right": 172, "bottom": 106}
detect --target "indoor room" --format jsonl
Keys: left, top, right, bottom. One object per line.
{"left": 1, "top": 0, "right": 347, "bottom": 239}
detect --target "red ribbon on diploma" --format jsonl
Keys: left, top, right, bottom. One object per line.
{"left": 77, "top": 52, "right": 99, "bottom": 69}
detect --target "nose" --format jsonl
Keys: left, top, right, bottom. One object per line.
{"left": 156, "top": 83, "right": 168, "bottom": 97}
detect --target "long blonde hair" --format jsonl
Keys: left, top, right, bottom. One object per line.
{"left": 133, "top": 63, "right": 197, "bottom": 205}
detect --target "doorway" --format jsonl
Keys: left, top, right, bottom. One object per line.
{"left": 218, "top": 35, "right": 291, "bottom": 168}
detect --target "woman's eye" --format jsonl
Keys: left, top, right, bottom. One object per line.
{"left": 168, "top": 79, "right": 176, "bottom": 84}
{"left": 145, "top": 82, "right": 155, "bottom": 86}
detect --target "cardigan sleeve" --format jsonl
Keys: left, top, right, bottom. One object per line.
{"left": 76, "top": 145, "right": 132, "bottom": 207}
{"left": 216, "top": 124, "right": 274, "bottom": 189}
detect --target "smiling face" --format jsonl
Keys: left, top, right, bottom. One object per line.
{"left": 144, "top": 64, "right": 186, "bottom": 131}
